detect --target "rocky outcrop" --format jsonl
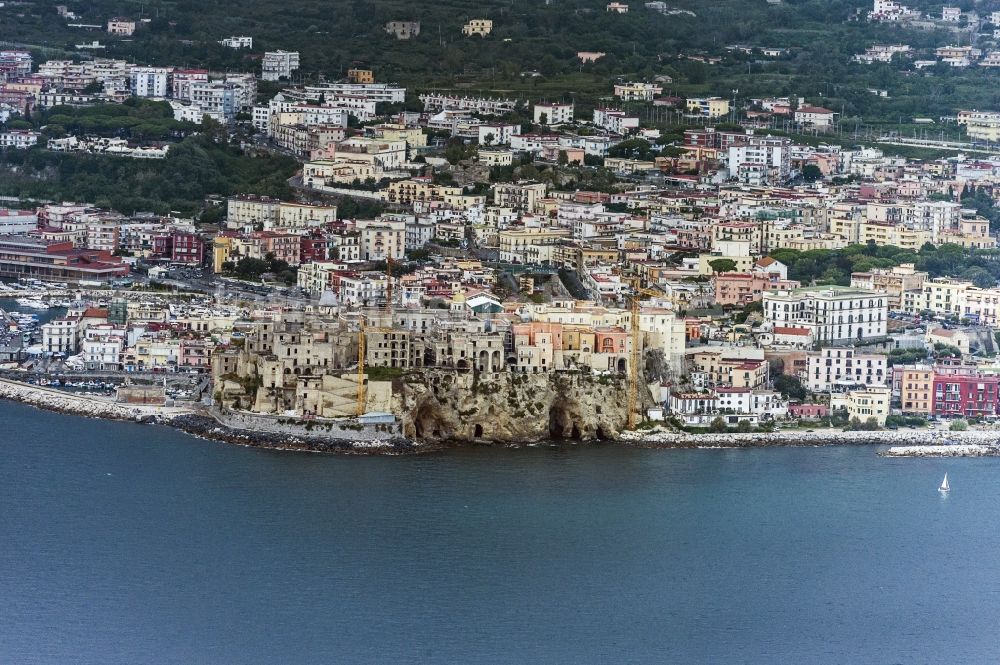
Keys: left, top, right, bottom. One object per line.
{"left": 393, "top": 369, "right": 633, "bottom": 442}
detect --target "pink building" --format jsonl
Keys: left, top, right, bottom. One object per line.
{"left": 788, "top": 403, "right": 828, "bottom": 418}
{"left": 714, "top": 272, "right": 800, "bottom": 305}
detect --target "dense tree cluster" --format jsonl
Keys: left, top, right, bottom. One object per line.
{"left": 768, "top": 242, "right": 1000, "bottom": 288}
{"left": 0, "top": 134, "right": 297, "bottom": 215}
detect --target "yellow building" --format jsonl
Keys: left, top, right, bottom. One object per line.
{"left": 371, "top": 123, "right": 427, "bottom": 150}
{"left": 347, "top": 68, "right": 374, "bottom": 84}
{"left": 213, "top": 235, "right": 234, "bottom": 273}
{"left": 685, "top": 97, "right": 731, "bottom": 118}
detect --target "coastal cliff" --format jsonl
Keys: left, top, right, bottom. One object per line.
{"left": 393, "top": 369, "right": 634, "bottom": 442}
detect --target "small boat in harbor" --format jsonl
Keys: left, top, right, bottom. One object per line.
{"left": 939, "top": 473, "right": 950, "bottom": 494}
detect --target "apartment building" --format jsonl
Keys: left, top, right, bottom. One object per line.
{"left": 763, "top": 286, "right": 888, "bottom": 344}
{"left": 686, "top": 97, "right": 731, "bottom": 118}
{"left": 897, "top": 364, "right": 934, "bottom": 414}
{"left": 130, "top": 67, "right": 172, "bottom": 97}
{"left": 804, "top": 347, "right": 888, "bottom": 392}
{"left": 493, "top": 182, "right": 548, "bottom": 213}
{"left": 261, "top": 51, "right": 300, "bottom": 81}
{"left": 533, "top": 103, "right": 574, "bottom": 125}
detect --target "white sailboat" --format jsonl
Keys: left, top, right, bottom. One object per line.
{"left": 939, "top": 473, "right": 950, "bottom": 494}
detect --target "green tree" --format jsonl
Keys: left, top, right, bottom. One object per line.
{"left": 709, "top": 258, "right": 737, "bottom": 274}
{"left": 773, "top": 374, "right": 807, "bottom": 401}
{"left": 801, "top": 164, "right": 823, "bottom": 182}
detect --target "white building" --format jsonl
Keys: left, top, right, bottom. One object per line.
{"left": 130, "top": 66, "right": 172, "bottom": 98}
{"left": 804, "top": 347, "right": 888, "bottom": 392}
{"left": 82, "top": 327, "right": 125, "bottom": 371}
{"left": 190, "top": 81, "right": 238, "bottom": 123}
{"left": 727, "top": 135, "right": 791, "bottom": 185}
{"left": 305, "top": 83, "right": 406, "bottom": 104}
{"left": 42, "top": 317, "right": 81, "bottom": 354}
{"left": 477, "top": 123, "right": 519, "bottom": 146}
{"left": 794, "top": 105, "right": 835, "bottom": 128}
{"left": 219, "top": 36, "right": 253, "bottom": 49}
{"left": 763, "top": 286, "right": 888, "bottom": 345}
{"left": 0, "top": 131, "right": 40, "bottom": 149}
{"left": 592, "top": 108, "right": 639, "bottom": 134}
{"left": 533, "top": 103, "right": 574, "bottom": 125}
{"left": 261, "top": 50, "right": 300, "bottom": 81}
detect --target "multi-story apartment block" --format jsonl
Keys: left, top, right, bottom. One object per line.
{"left": 831, "top": 386, "right": 890, "bottom": 426}
{"left": 130, "top": 67, "right": 172, "bottom": 98}
{"left": 686, "top": 97, "right": 731, "bottom": 118}
{"left": 42, "top": 317, "right": 82, "bottom": 354}
{"left": 592, "top": 108, "right": 639, "bottom": 134}
{"left": 763, "top": 286, "right": 888, "bottom": 345}
{"left": 533, "top": 103, "right": 574, "bottom": 125}
{"left": 171, "top": 69, "right": 208, "bottom": 100}
{"left": 728, "top": 136, "right": 791, "bottom": 185}
{"left": 493, "top": 182, "right": 548, "bottom": 213}
{"left": 804, "top": 347, "right": 888, "bottom": 392}
{"left": 190, "top": 81, "right": 238, "bottom": 123}
{"left": 0, "top": 51, "right": 32, "bottom": 78}
{"left": 356, "top": 218, "right": 405, "bottom": 261}
{"left": 261, "top": 50, "right": 300, "bottom": 81}
{"left": 0, "top": 130, "right": 39, "bottom": 149}
{"left": 897, "top": 364, "right": 934, "bottom": 414}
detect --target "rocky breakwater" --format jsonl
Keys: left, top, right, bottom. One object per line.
{"left": 880, "top": 431, "right": 1000, "bottom": 457}
{"left": 168, "top": 414, "right": 430, "bottom": 456}
{"left": 393, "top": 369, "right": 632, "bottom": 442}
{"left": 0, "top": 377, "right": 187, "bottom": 423}
{"left": 622, "top": 427, "right": 1000, "bottom": 449}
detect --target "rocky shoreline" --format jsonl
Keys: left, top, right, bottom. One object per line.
{"left": 620, "top": 427, "right": 1000, "bottom": 450}
{"left": 8, "top": 375, "right": 1000, "bottom": 456}
{"left": 0, "top": 378, "right": 437, "bottom": 455}
{"left": 167, "top": 414, "right": 435, "bottom": 456}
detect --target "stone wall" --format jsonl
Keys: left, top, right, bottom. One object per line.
{"left": 213, "top": 409, "right": 402, "bottom": 442}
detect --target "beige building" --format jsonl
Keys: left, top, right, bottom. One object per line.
{"left": 832, "top": 386, "right": 890, "bottom": 426}
{"left": 493, "top": 181, "right": 548, "bottom": 213}
{"left": 462, "top": 19, "right": 493, "bottom": 36}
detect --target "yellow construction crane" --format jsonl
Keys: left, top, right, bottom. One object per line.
{"left": 385, "top": 256, "right": 394, "bottom": 314}
{"left": 627, "top": 287, "right": 664, "bottom": 430}
{"left": 356, "top": 313, "right": 366, "bottom": 417}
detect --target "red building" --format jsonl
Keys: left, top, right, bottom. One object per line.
{"left": 153, "top": 232, "right": 205, "bottom": 266}
{"left": 171, "top": 232, "right": 204, "bottom": 266}
{"left": 932, "top": 372, "right": 1000, "bottom": 418}
{"left": 300, "top": 228, "right": 330, "bottom": 264}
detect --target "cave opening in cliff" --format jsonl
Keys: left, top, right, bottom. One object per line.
{"left": 474, "top": 424, "right": 483, "bottom": 438}
{"left": 596, "top": 426, "right": 607, "bottom": 441}
{"left": 548, "top": 404, "right": 568, "bottom": 439}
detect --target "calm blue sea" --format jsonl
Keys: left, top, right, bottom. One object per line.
{"left": 2, "top": 399, "right": 998, "bottom": 664}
